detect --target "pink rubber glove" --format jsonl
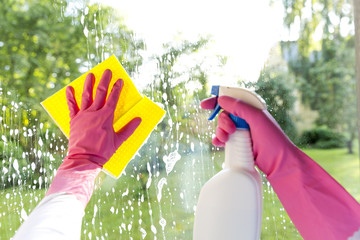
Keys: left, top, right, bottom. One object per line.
{"left": 201, "top": 96, "right": 360, "bottom": 240}
{"left": 46, "top": 69, "right": 141, "bottom": 207}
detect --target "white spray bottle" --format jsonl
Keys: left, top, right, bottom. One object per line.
{"left": 193, "top": 86, "right": 267, "bottom": 240}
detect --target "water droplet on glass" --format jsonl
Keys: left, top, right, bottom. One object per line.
{"left": 157, "top": 178, "right": 167, "bottom": 202}
{"left": 151, "top": 225, "right": 157, "bottom": 234}
{"left": 20, "top": 209, "right": 28, "bottom": 221}
{"left": 140, "top": 228, "right": 147, "bottom": 239}
{"left": 83, "top": 26, "right": 89, "bottom": 38}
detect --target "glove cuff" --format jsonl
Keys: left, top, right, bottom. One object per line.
{"left": 46, "top": 157, "right": 102, "bottom": 208}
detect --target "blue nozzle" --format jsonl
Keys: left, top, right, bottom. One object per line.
{"left": 208, "top": 85, "right": 250, "bottom": 130}
{"left": 211, "top": 85, "right": 220, "bottom": 96}
{"left": 229, "top": 114, "right": 250, "bottom": 129}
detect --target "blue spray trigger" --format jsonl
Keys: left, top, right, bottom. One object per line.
{"left": 208, "top": 85, "right": 250, "bottom": 130}
{"left": 208, "top": 104, "right": 250, "bottom": 129}
{"left": 208, "top": 103, "right": 221, "bottom": 120}
{"left": 229, "top": 114, "right": 250, "bottom": 129}
{"left": 208, "top": 85, "right": 221, "bottom": 121}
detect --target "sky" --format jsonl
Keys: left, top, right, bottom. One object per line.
{"left": 98, "top": 0, "right": 288, "bottom": 87}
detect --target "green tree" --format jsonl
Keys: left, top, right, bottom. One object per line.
{"left": 0, "top": 0, "right": 145, "bottom": 188}
{"left": 281, "top": 0, "right": 357, "bottom": 153}
{"left": 244, "top": 65, "right": 298, "bottom": 141}
{"left": 135, "top": 38, "right": 211, "bottom": 178}
{"left": 150, "top": 39, "right": 209, "bottom": 107}
{"left": 282, "top": 0, "right": 352, "bottom": 56}
{"left": 149, "top": 37, "right": 210, "bottom": 137}
{"left": 0, "top": 0, "right": 144, "bottom": 106}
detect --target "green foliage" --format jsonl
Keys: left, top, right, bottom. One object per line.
{"left": 290, "top": 38, "right": 356, "bottom": 128}
{"left": 137, "top": 38, "right": 211, "bottom": 174}
{"left": 282, "top": 0, "right": 352, "bottom": 56}
{"left": 149, "top": 38, "right": 210, "bottom": 135}
{"left": 150, "top": 38, "right": 209, "bottom": 108}
{"left": 298, "top": 126, "right": 346, "bottom": 149}
{"left": 0, "top": 0, "right": 144, "bottom": 189}
{"left": 83, "top": 4, "right": 145, "bottom": 73}
{"left": 1, "top": 0, "right": 85, "bottom": 105}
{"left": 245, "top": 65, "right": 298, "bottom": 141}
{"left": 0, "top": 89, "right": 65, "bottom": 189}
{"left": 286, "top": 36, "right": 357, "bottom": 153}
{"left": 281, "top": 0, "right": 357, "bottom": 153}
{"left": 0, "top": 0, "right": 144, "bottom": 106}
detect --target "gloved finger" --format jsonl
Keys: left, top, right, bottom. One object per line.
{"left": 81, "top": 73, "right": 95, "bottom": 110}
{"left": 218, "top": 96, "right": 262, "bottom": 126}
{"left": 105, "top": 79, "right": 123, "bottom": 110}
{"left": 66, "top": 86, "right": 79, "bottom": 119}
{"left": 92, "top": 69, "right": 112, "bottom": 110}
{"left": 212, "top": 137, "right": 225, "bottom": 147}
{"left": 115, "top": 117, "right": 142, "bottom": 148}
{"left": 218, "top": 111, "right": 236, "bottom": 134}
{"left": 200, "top": 97, "right": 217, "bottom": 109}
{"left": 215, "top": 126, "right": 229, "bottom": 142}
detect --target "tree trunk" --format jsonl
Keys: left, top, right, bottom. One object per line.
{"left": 347, "top": 139, "right": 353, "bottom": 154}
{"left": 353, "top": 0, "right": 360, "bottom": 168}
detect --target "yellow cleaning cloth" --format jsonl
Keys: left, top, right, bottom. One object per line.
{"left": 41, "top": 55, "right": 165, "bottom": 178}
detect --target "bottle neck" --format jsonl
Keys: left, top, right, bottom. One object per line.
{"left": 224, "top": 129, "right": 255, "bottom": 170}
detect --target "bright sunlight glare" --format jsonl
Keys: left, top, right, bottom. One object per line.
{"left": 99, "top": 0, "right": 287, "bottom": 87}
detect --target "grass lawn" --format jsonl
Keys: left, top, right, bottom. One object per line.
{"left": 0, "top": 187, "right": 46, "bottom": 239}
{"left": 1, "top": 147, "right": 359, "bottom": 239}
{"left": 261, "top": 147, "right": 360, "bottom": 240}
{"left": 303, "top": 148, "right": 360, "bottom": 201}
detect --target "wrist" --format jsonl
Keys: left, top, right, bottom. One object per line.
{"left": 256, "top": 140, "right": 301, "bottom": 179}
{"left": 46, "top": 157, "right": 102, "bottom": 208}
{"left": 65, "top": 151, "right": 108, "bottom": 167}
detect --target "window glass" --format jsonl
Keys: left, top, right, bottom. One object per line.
{"left": 0, "top": 0, "right": 358, "bottom": 239}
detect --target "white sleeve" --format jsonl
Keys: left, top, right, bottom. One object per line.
{"left": 13, "top": 193, "right": 84, "bottom": 240}
{"left": 348, "top": 228, "right": 360, "bottom": 240}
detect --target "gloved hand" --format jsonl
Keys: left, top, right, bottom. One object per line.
{"left": 46, "top": 69, "right": 141, "bottom": 208}
{"left": 201, "top": 95, "right": 360, "bottom": 240}
{"left": 65, "top": 69, "right": 141, "bottom": 166}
